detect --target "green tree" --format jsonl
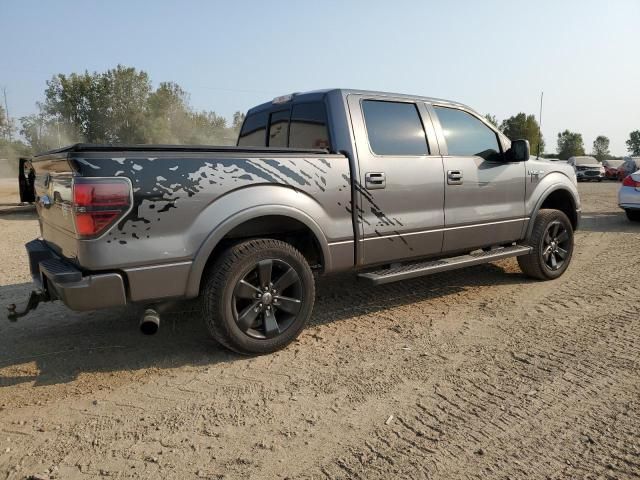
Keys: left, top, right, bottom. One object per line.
{"left": 557, "top": 130, "right": 585, "bottom": 160}
{"left": 484, "top": 113, "right": 498, "bottom": 128}
{"left": 500, "top": 113, "right": 545, "bottom": 155}
{"left": 23, "top": 65, "right": 237, "bottom": 150}
{"left": 592, "top": 135, "right": 610, "bottom": 162}
{"left": 627, "top": 130, "right": 640, "bottom": 155}
{"left": 41, "top": 65, "right": 151, "bottom": 143}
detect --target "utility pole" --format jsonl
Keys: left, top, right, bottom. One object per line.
{"left": 537, "top": 91, "right": 544, "bottom": 159}
{"left": 3, "top": 87, "right": 12, "bottom": 143}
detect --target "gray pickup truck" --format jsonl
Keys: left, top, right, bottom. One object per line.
{"left": 10, "top": 89, "right": 580, "bottom": 354}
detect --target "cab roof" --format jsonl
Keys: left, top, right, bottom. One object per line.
{"left": 246, "top": 88, "right": 471, "bottom": 116}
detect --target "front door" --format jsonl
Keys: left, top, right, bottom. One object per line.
{"left": 347, "top": 95, "right": 445, "bottom": 266}
{"left": 430, "top": 105, "right": 526, "bottom": 253}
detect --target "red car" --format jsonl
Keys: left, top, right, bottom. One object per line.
{"left": 602, "top": 159, "right": 625, "bottom": 180}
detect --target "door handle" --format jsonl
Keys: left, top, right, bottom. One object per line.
{"left": 447, "top": 170, "right": 463, "bottom": 185}
{"left": 365, "top": 172, "right": 386, "bottom": 189}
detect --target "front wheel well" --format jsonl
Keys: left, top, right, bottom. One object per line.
{"left": 203, "top": 215, "right": 324, "bottom": 277}
{"left": 538, "top": 189, "right": 578, "bottom": 230}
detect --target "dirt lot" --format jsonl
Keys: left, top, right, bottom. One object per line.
{"left": 0, "top": 181, "right": 638, "bottom": 479}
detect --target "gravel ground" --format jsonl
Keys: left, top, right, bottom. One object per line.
{"left": 0, "top": 181, "right": 638, "bottom": 480}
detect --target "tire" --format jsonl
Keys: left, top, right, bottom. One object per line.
{"left": 201, "top": 239, "right": 315, "bottom": 355}
{"left": 518, "top": 209, "right": 574, "bottom": 280}
{"left": 626, "top": 209, "right": 640, "bottom": 222}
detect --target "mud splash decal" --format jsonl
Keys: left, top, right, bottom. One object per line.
{"left": 73, "top": 156, "right": 330, "bottom": 245}
{"left": 341, "top": 173, "right": 413, "bottom": 251}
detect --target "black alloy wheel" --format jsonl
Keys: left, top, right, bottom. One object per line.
{"left": 518, "top": 209, "right": 574, "bottom": 280}
{"left": 233, "top": 258, "right": 303, "bottom": 339}
{"left": 202, "top": 238, "right": 315, "bottom": 355}
{"left": 541, "top": 221, "right": 571, "bottom": 271}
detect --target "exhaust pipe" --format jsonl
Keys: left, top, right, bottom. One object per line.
{"left": 140, "top": 308, "right": 160, "bottom": 335}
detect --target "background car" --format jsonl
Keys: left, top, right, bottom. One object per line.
{"left": 567, "top": 156, "right": 605, "bottom": 182}
{"left": 618, "top": 157, "right": 640, "bottom": 181}
{"left": 619, "top": 169, "right": 640, "bottom": 221}
{"left": 602, "top": 159, "right": 625, "bottom": 180}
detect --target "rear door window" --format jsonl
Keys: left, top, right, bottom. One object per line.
{"left": 362, "top": 100, "right": 429, "bottom": 156}
{"left": 434, "top": 106, "right": 500, "bottom": 160}
{"left": 289, "top": 103, "right": 330, "bottom": 149}
{"left": 238, "top": 112, "right": 268, "bottom": 146}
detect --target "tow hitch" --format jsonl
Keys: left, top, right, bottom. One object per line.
{"left": 6, "top": 289, "right": 50, "bottom": 322}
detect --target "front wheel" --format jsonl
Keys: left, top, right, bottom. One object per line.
{"left": 518, "top": 209, "right": 574, "bottom": 280}
{"left": 201, "top": 239, "right": 315, "bottom": 355}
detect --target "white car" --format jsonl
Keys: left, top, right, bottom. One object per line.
{"left": 567, "top": 156, "right": 605, "bottom": 182}
{"left": 619, "top": 169, "right": 640, "bottom": 221}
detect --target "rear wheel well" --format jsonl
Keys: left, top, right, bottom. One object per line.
{"left": 203, "top": 215, "right": 324, "bottom": 278}
{"left": 538, "top": 189, "right": 577, "bottom": 230}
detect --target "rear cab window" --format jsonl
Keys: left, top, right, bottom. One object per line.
{"left": 290, "top": 103, "right": 330, "bottom": 149}
{"left": 237, "top": 112, "right": 268, "bottom": 146}
{"left": 238, "top": 101, "right": 330, "bottom": 150}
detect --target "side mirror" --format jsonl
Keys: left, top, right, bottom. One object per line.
{"left": 507, "top": 139, "right": 530, "bottom": 162}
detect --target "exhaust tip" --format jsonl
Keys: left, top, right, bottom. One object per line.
{"left": 140, "top": 308, "right": 160, "bottom": 335}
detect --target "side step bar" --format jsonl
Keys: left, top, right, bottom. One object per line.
{"left": 357, "top": 245, "right": 532, "bottom": 285}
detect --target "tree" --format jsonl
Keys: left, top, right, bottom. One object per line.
{"left": 500, "top": 113, "right": 545, "bottom": 155}
{"left": 22, "top": 65, "right": 238, "bottom": 150}
{"left": 627, "top": 130, "right": 640, "bottom": 156}
{"left": 592, "top": 135, "right": 610, "bottom": 162}
{"left": 484, "top": 114, "right": 498, "bottom": 128}
{"left": 557, "top": 130, "right": 585, "bottom": 160}
{"left": 232, "top": 111, "right": 246, "bottom": 130}
{"left": 0, "top": 104, "right": 16, "bottom": 141}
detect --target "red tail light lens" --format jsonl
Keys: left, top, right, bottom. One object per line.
{"left": 72, "top": 178, "right": 131, "bottom": 237}
{"left": 622, "top": 175, "right": 640, "bottom": 188}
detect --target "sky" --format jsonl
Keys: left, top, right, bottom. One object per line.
{"left": 1, "top": 0, "right": 638, "bottom": 155}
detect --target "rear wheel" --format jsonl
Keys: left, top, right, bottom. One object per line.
{"left": 626, "top": 209, "right": 640, "bottom": 222}
{"left": 202, "top": 239, "right": 315, "bottom": 355}
{"left": 518, "top": 209, "right": 574, "bottom": 280}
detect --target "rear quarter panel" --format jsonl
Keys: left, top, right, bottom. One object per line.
{"left": 69, "top": 152, "right": 353, "bottom": 275}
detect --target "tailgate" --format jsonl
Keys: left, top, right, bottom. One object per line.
{"left": 31, "top": 155, "right": 79, "bottom": 261}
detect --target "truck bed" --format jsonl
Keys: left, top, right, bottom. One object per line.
{"left": 31, "top": 147, "right": 354, "bottom": 285}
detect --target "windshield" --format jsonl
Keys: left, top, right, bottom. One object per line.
{"left": 574, "top": 157, "right": 598, "bottom": 166}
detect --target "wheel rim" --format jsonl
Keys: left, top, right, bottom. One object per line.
{"left": 232, "top": 259, "right": 303, "bottom": 340}
{"left": 542, "top": 221, "right": 571, "bottom": 271}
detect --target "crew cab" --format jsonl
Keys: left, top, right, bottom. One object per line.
{"left": 10, "top": 89, "right": 581, "bottom": 354}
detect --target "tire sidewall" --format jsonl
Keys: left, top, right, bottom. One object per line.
{"left": 535, "top": 211, "right": 574, "bottom": 279}
{"left": 213, "top": 243, "right": 314, "bottom": 354}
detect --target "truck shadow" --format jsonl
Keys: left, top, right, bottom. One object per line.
{"left": 0, "top": 263, "right": 530, "bottom": 389}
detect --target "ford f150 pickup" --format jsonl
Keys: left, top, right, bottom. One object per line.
{"left": 9, "top": 89, "right": 581, "bottom": 354}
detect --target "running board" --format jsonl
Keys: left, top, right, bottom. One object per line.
{"left": 357, "top": 245, "right": 532, "bottom": 285}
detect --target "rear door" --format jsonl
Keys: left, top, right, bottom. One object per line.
{"left": 430, "top": 104, "right": 526, "bottom": 252}
{"left": 347, "top": 94, "right": 445, "bottom": 265}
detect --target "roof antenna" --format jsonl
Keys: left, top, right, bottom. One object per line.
{"left": 537, "top": 91, "right": 543, "bottom": 158}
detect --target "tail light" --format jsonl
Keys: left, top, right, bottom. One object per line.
{"left": 72, "top": 178, "right": 131, "bottom": 237}
{"left": 622, "top": 175, "right": 640, "bottom": 188}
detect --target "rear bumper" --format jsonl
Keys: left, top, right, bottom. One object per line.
{"left": 26, "top": 239, "right": 127, "bottom": 311}
{"left": 618, "top": 186, "right": 640, "bottom": 209}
